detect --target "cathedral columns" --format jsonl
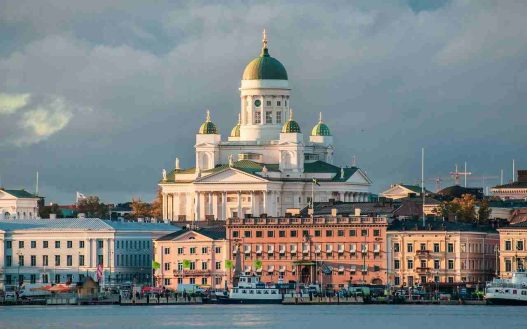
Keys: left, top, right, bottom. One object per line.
{"left": 263, "top": 191, "right": 268, "bottom": 215}
{"left": 222, "top": 192, "right": 227, "bottom": 220}
{"left": 237, "top": 191, "right": 242, "bottom": 218}
{"left": 194, "top": 191, "right": 200, "bottom": 221}
{"left": 212, "top": 193, "right": 219, "bottom": 220}
{"left": 250, "top": 191, "right": 255, "bottom": 216}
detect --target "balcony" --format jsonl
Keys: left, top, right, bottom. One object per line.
{"left": 416, "top": 250, "right": 430, "bottom": 258}
{"left": 173, "top": 269, "right": 213, "bottom": 277}
{"left": 416, "top": 267, "right": 431, "bottom": 274}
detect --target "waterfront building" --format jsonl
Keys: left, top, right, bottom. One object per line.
{"left": 491, "top": 170, "right": 527, "bottom": 200}
{"left": 158, "top": 32, "right": 372, "bottom": 222}
{"left": 0, "top": 188, "right": 40, "bottom": 220}
{"left": 226, "top": 215, "right": 388, "bottom": 289}
{"left": 0, "top": 218, "right": 178, "bottom": 289}
{"left": 386, "top": 220, "right": 498, "bottom": 287}
{"left": 154, "top": 227, "right": 227, "bottom": 290}
{"left": 380, "top": 184, "right": 430, "bottom": 200}
{"left": 497, "top": 222, "right": 527, "bottom": 278}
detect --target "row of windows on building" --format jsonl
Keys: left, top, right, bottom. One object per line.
{"left": 235, "top": 243, "right": 382, "bottom": 255}
{"left": 6, "top": 254, "right": 89, "bottom": 267}
{"left": 393, "top": 242, "right": 495, "bottom": 254}
{"left": 393, "top": 275, "right": 462, "bottom": 286}
{"left": 116, "top": 240, "right": 151, "bottom": 250}
{"left": 6, "top": 240, "right": 92, "bottom": 250}
{"left": 163, "top": 246, "right": 221, "bottom": 255}
{"left": 116, "top": 254, "right": 151, "bottom": 267}
{"left": 163, "top": 276, "right": 223, "bottom": 287}
{"left": 504, "top": 240, "right": 525, "bottom": 251}
{"left": 163, "top": 260, "right": 223, "bottom": 271}
{"left": 5, "top": 273, "right": 81, "bottom": 285}
{"left": 504, "top": 258, "right": 526, "bottom": 272}
{"left": 231, "top": 229, "right": 382, "bottom": 239}
{"left": 393, "top": 258, "right": 493, "bottom": 271}
{"left": 254, "top": 110, "right": 283, "bottom": 125}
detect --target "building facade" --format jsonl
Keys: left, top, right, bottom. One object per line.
{"left": 0, "top": 189, "right": 39, "bottom": 220}
{"left": 158, "top": 32, "right": 372, "bottom": 222}
{"left": 387, "top": 220, "right": 498, "bottom": 287}
{"left": 154, "top": 228, "right": 227, "bottom": 290}
{"left": 0, "top": 218, "right": 178, "bottom": 289}
{"left": 491, "top": 170, "right": 527, "bottom": 200}
{"left": 497, "top": 222, "right": 527, "bottom": 278}
{"left": 226, "top": 216, "right": 388, "bottom": 289}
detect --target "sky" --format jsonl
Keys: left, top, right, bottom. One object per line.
{"left": 0, "top": 0, "right": 526, "bottom": 204}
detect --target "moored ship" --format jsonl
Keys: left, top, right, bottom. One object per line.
{"left": 485, "top": 271, "right": 527, "bottom": 305}
{"left": 217, "top": 274, "right": 284, "bottom": 304}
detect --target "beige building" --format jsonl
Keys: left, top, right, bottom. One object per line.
{"left": 387, "top": 220, "right": 498, "bottom": 287}
{"left": 491, "top": 170, "right": 527, "bottom": 200}
{"left": 0, "top": 189, "right": 40, "bottom": 220}
{"left": 154, "top": 227, "right": 227, "bottom": 290}
{"left": 497, "top": 222, "right": 527, "bottom": 278}
{"left": 380, "top": 184, "right": 430, "bottom": 200}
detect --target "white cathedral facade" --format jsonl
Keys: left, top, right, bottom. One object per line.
{"left": 159, "top": 32, "right": 372, "bottom": 221}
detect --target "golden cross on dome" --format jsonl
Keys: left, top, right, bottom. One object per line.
{"left": 206, "top": 110, "right": 211, "bottom": 122}
{"left": 262, "top": 29, "right": 268, "bottom": 49}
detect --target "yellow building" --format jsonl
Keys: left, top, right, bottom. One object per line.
{"left": 497, "top": 222, "right": 527, "bottom": 278}
{"left": 154, "top": 227, "right": 227, "bottom": 290}
{"left": 387, "top": 220, "right": 498, "bottom": 287}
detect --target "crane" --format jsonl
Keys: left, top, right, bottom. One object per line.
{"left": 449, "top": 163, "right": 472, "bottom": 187}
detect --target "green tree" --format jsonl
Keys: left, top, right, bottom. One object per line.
{"left": 39, "top": 203, "right": 64, "bottom": 219}
{"left": 131, "top": 198, "right": 152, "bottom": 219}
{"left": 77, "top": 196, "right": 109, "bottom": 218}
{"left": 477, "top": 200, "right": 492, "bottom": 224}
{"left": 150, "top": 187, "right": 163, "bottom": 219}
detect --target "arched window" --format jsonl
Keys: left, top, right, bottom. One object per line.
{"left": 200, "top": 152, "right": 211, "bottom": 170}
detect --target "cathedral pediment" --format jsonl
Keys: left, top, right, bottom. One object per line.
{"left": 195, "top": 167, "right": 268, "bottom": 184}
{"left": 346, "top": 168, "right": 373, "bottom": 185}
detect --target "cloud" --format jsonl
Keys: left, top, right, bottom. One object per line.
{"left": 0, "top": 92, "right": 30, "bottom": 114}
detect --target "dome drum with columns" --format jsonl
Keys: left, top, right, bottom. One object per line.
{"left": 159, "top": 31, "right": 372, "bottom": 222}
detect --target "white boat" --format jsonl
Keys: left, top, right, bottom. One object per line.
{"left": 217, "top": 274, "right": 284, "bottom": 304}
{"left": 485, "top": 271, "right": 527, "bottom": 305}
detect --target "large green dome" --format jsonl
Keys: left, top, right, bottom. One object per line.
{"left": 198, "top": 111, "right": 218, "bottom": 134}
{"left": 242, "top": 31, "right": 288, "bottom": 80}
{"left": 311, "top": 112, "right": 331, "bottom": 136}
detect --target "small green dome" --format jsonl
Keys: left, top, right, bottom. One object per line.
{"left": 282, "top": 109, "right": 301, "bottom": 133}
{"left": 311, "top": 113, "right": 331, "bottom": 136}
{"left": 230, "top": 114, "right": 241, "bottom": 137}
{"left": 198, "top": 110, "right": 218, "bottom": 134}
{"left": 242, "top": 31, "right": 288, "bottom": 80}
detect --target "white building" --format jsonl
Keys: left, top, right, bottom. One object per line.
{"left": 159, "top": 31, "right": 372, "bottom": 222}
{"left": 0, "top": 218, "right": 179, "bottom": 288}
{"left": 0, "top": 188, "right": 40, "bottom": 220}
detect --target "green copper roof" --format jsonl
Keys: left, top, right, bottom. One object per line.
{"left": 198, "top": 111, "right": 218, "bottom": 134}
{"left": 311, "top": 122, "right": 331, "bottom": 136}
{"left": 242, "top": 32, "right": 288, "bottom": 80}
{"left": 282, "top": 119, "right": 301, "bottom": 133}
{"left": 1, "top": 189, "right": 39, "bottom": 198}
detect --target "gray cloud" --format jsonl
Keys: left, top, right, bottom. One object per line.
{"left": 0, "top": 0, "right": 526, "bottom": 203}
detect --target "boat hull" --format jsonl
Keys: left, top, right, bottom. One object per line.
{"left": 216, "top": 296, "right": 283, "bottom": 304}
{"left": 486, "top": 297, "right": 527, "bottom": 305}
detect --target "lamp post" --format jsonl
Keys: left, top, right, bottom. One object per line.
{"left": 16, "top": 250, "right": 22, "bottom": 287}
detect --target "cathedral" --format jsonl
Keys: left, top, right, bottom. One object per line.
{"left": 159, "top": 31, "right": 372, "bottom": 222}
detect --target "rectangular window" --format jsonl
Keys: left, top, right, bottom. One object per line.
{"left": 6, "top": 241, "right": 12, "bottom": 249}
{"left": 448, "top": 277, "right": 454, "bottom": 283}
{"left": 178, "top": 262, "right": 183, "bottom": 271}
{"left": 276, "top": 111, "right": 282, "bottom": 124}
{"left": 43, "top": 241, "right": 48, "bottom": 248}
{"left": 447, "top": 243, "right": 454, "bottom": 253}
{"left": 55, "top": 255, "right": 60, "bottom": 266}
{"left": 394, "top": 243, "right": 400, "bottom": 253}
{"left": 190, "top": 247, "right": 196, "bottom": 254}
{"left": 505, "top": 259, "right": 512, "bottom": 272}
{"left": 407, "top": 259, "right": 413, "bottom": 269}
{"left": 19, "top": 241, "right": 24, "bottom": 249}
{"left": 215, "top": 247, "right": 221, "bottom": 254}
{"left": 277, "top": 100, "right": 281, "bottom": 106}
{"left": 42, "top": 274, "right": 48, "bottom": 284}
{"left": 190, "top": 262, "right": 196, "bottom": 270}
{"left": 448, "top": 259, "right": 454, "bottom": 270}
{"left": 265, "top": 111, "right": 272, "bottom": 124}
{"left": 433, "top": 243, "right": 440, "bottom": 253}
{"left": 6, "top": 255, "right": 12, "bottom": 267}
{"left": 164, "top": 248, "right": 170, "bottom": 255}
{"left": 266, "top": 100, "right": 272, "bottom": 106}
{"left": 315, "top": 230, "right": 321, "bottom": 237}
{"left": 407, "top": 243, "right": 413, "bottom": 253}
{"left": 232, "top": 231, "right": 239, "bottom": 238}
{"left": 79, "top": 241, "right": 85, "bottom": 248}
{"left": 164, "top": 263, "right": 170, "bottom": 271}
{"left": 43, "top": 255, "right": 48, "bottom": 266}
{"left": 55, "top": 274, "right": 61, "bottom": 283}
{"left": 394, "top": 276, "right": 400, "bottom": 286}
{"left": 31, "top": 255, "right": 36, "bottom": 266}
{"left": 30, "top": 274, "right": 36, "bottom": 284}
{"left": 336, "top": 230, "right": 344, "bottom": 237}
{"left": 394, "top": 259, "right": 400, "bottom": 270}
{"left": 19, "top": 255, "right": 24, "bottom": 266}
{"left": 202, "top": 261, "right": 208, "bottom": 270}
{"left": 67, "top": 255, "right": 72, "bottom": 266}
{"left": 349, "top": 230, "right": 356, "bottom": 237}
{"left": 244, "top": 231, "right": 251, "bottom": 238}
{"left": 326, "top": 230, "right": 333, "bottom": 237}
{"left": 361, "top": 230, "right": 368, "bottom": 237}
{"left": 254, "top": 111, "right": 261, "bottom": 124}
{"left": 256, "top": 231, "right": 263, "bottom": 238}
{"left": 164, "top": 278, "right": 171, "bottom": 286}
{"left": 79, "top": 255, "right": 85, "bottom": 266}
{"left": 98, "top": 240, "right": 103, "bottom": 248}
{"left": 505, "top": 240, "right": 512, "bottom": 251}
{"left": 434, "top": 259, "right": 440, "bottom": 269}
{"left": 55, "top": 241, "right": 60, "bottom": 249}
{"left": 177, "top": 277, "right": 183, "bottom": 284}
{"left": 31, "top": 241, "right": 36, "bottom": 248}
{"left": 420, "top": 243, "right": 426, "bottom": 251}
{"left": 517, "top": 241, "right": 524, "bottom": 251}
{"left": 373, "top": 230, "right": 380, "bottom": 237}
{"left": 290, "top": 230, "right": 298, "bottom": 238}
{"left": 67, "top": 241, "right": 73, "bottom": 248}
{"left": 267, "top": 231, "right": 274, "bottom": 238}
{"left": 202, "top": 247, "right": 208, "bottom": 254}
{"left": 216, "top": 261, "right": 221, "bottom": 270}
{"left": 201, "top": 278, "right": 207, "bottom": 285}
{"left": 279, "top": 231, "right": 286, "bottom": 238}
{"left": 178, "top": 247, "right": 184, "bottom": 254}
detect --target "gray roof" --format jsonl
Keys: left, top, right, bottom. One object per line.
{"left": 0, "top": 218, "right": 179, "bottom": 233}
{"left": 157, "top": 227, "right": 226, "bottom": 241}
{"left": 388, "top": 219, "right": 498, "bottom": 233}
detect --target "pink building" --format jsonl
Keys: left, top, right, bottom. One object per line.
{"left": 154, "top": 227, "right": 227, "bottom": 290}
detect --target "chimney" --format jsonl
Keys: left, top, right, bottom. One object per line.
{"left": 331, "top": 208, "right": 338, "bottom": 217}
{"left": 354, "top": 208, "right": 361, "bottom": 216}
{"left": 49, "top": 213, "right": 57, "bottom": 219}
{"left": 518, "top": 170, "right": 527, "bottom": 183}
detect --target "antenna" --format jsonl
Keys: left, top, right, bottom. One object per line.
{"left": 35, "top": 171, "right": 39, "bottom": 196}
{"left": 464, "top": 162, "right": 467, "bottom": 187}
{"left": 513, "top": 159, "right": 516, "bottom": 182}
{"left": 501, "top": 169, "right": 504, "bottom": 185}
{"left": 421, "top": 148, "right": 425, "bottom": 227}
